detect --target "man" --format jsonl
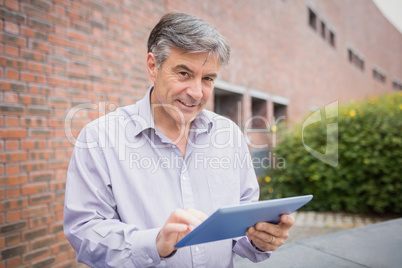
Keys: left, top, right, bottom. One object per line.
{"left": 63, "top": 13, "right": 295, "bottom": 267}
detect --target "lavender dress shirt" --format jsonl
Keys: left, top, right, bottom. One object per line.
{"left": 63, "top": 87, "right": 271, "bottom": 267}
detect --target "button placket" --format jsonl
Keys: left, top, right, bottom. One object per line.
{"left": 179, "top": 161, "right": 206, "bottom": 266}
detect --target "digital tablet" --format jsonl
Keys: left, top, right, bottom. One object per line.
{"left": 175, "top": 195, "right": 313, "bottom": 248}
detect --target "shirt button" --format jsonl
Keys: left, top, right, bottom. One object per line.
{"left": 182, "top": 175, "right": 187, "bottom": 181}
{"left": 147, "top": 258, "right": 153, "bottom": 263}
{"left": 195, "top": 246, "right": 200, "bottom": 252}
{"left": 171, "top": 144, "right": 176, "bottom": 148}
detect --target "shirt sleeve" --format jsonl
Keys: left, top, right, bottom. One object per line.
{"left": 231, "top": 130, "right": 271, "bottom": 262}
{"left": 63, "top": 125, "right": 162, "bottom": 268}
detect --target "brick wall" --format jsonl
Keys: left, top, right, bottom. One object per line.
{"left": 1, "top": 0, "right": 401, "bottom": 267}
{"left": 0, "top": 0, "right": 165, "bottom": 267}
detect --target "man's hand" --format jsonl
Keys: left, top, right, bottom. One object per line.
{"left": 246, "top": 214, "right": 295, "bottom": 252}
{"left": 156, "top": 208, "right": 208, "bottom": 257}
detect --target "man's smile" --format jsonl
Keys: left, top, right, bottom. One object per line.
{"left": 177, "top": 99, "right": 198, "bottom": 108}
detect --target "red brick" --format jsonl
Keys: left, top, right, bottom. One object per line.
{"left": 29, "top": 128, "right": 52, "bottom": 138}
{"left": 28, "top": 151, "right": 52, "bottom": 161}
{"left": 5, "top": 116, "right": 19, "bottom": 126}
{"left": 4, "top": 45, "right": 19, "bottom": 57}
{"left": 47, "top": 76, "right": 69, "bottom": 87}
{"left": 21, "top": 183, "right": 47, "bottom": 195}
{"left": 21, "top": 205, "right": 48, "bottom": 219}
{"left": 5, "top": 140, "right": 19, "bottom": 150}
{"left": 67, "top": 29, "right": 87, "bottom": 42}
{"left": 6, "top": 210, "right": 21, "bottom": 222}
{"left": 6, "top": 257, "right": 22, "bottom": 268}
{"left": 4, "top": 21, "right": 19, "bottom": 34}
{"left": 21, "top": 49, "right": 46, "bottom": 62}
{"left": 54, "top": 4, "right": 65, "bottom": 15}
{"left": 0, "top": 129, "right": 27, "bottom": 139}
{"left": 0, "top": 32, "right": 26, "bottom": 47}
{"left": 0, "top": 104, "right": 24, "bottom": 115}
{"left": 20, "top": 72, "right": 46, "bottom": 83}
{"left": 23, "top": 248, "right": 50, "bottom": 264}
{"left": 48, "top": 34, "right": 69, "bottom": 46}
{"left": 0, "top": 151, "right": 27, "bottom": 162}
{"left": 0, "top": 174, "right": 27, "bottom": 187}
{"left": 48, "top": 13, "right": 69, "bottom": 27}
{"left": 48, "top": 139, "right": 71, "bottom": 148}
{"left": 27, "top": 62, "right": 51, "bottom": 74}
{"left": 29, "top": 40, "right": 51, "bottom": 53}
{"left": 19, "top": 94, "right": 46, "bottom": 105}
{"left": 0, "top": 81, "right": 26, "bottom": 92}
{"left": 4, "top": 92, "right": 19, "bottom": 103}
{"left": 48, "top": 159, "right": 69, "bottom": 170}
{"left": 54, "top": 170, "right": 67, "bottom": 180}
{"left": 20, "top": 161, "right": 47, "bottom": 173}
{"left": 0, "top": 57, "right": 26, "bottom": 69}
{"left": 0, "top": 198, "right": 28, "bottom": 211}
{"left": 5, "top": 163, "right": 19, "bottom": 174}
{"left": 20, "top": 117, "right": 47, "bottom": 128}
{"left": 6, "top": 188, "right": 20, "bottom": 198}
{"left": 5, "top": 233, "right": 20, "bottom": 246}
{"left": 50, "top": 180, "right": 66, "bottom": 192}
{"left": 5, "top": 69, "right": 19, "bottom": 80}
{"left": 29, "top": 193, "right": 55, "bottom": 205}
{"left": 29, "top": 215, "right": 54, "bottom": 228}
{"left": 21, "top": 140, "right": 46, "bottom": 150}
{"left": 5, "top": 0, "right": 19, "bottom": 10}
{"left": 21, "top": 26, "right": 47, "bottom": 40}
{"left": 21, "top": 3, "right": 46, "bottom": 20}
{"left": 29, "top": 85, "right": 52, "bottom": 95}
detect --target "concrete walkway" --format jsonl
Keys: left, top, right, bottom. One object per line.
{"left": 235, "top": 212, "right": 401, "bottom": 267}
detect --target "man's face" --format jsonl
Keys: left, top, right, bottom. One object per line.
{"left": 148, "top": 47, "right": 220, "bottom": 126}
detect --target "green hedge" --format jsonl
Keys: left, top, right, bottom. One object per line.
{"left": 260, "top": 93, "right": 402, "bottom": 214}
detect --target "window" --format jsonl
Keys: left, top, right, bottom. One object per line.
{"left": 348, "top": 49, "right": 353, "bottom": 62}
{"left": 251, "top": 97, "right": 267, "bottom": 129}
{"left": 348, "top": 48, "right": 365, "bottom": 71}
{"left": 329, "top": 31, "right": 335, "bottom": 47}
{"left": 307, "top": 7, "right": 335, "bottom": 48}
{"left": 214, "top": 88, "right": 243, "bottom": 126}
{"left": 320, "top": 21, "right": 326, "bottom": 39}
{"left": 308, "top": 8, "right": 317, "bottom": 30}
{"left": 273, "top": 103, "right": 287, "bottom": 121}
{"left": 372, "top": 68, "right": 386, "bottom": 84}
{"left": 393, "top": 80, "right": 402, "bottom": 91}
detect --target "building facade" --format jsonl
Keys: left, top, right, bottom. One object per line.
{"left": 0, "top": 0, "right": 401, "bottom": 267}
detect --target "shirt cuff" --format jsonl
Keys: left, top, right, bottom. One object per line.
{"left": 233, "top": 236, "right": 272, "bottom": 263}
{"left": 130, "top": 228, "right": 162, "bottom": 267}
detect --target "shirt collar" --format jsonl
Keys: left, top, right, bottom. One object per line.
{"left": 132, "top": 86, "right": 214, "bottom": 136}
{"left": 132, "top": 86, "right": 155, "bottom": 137}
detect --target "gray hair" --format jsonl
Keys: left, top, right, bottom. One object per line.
{"left": 147, "top": 13, "right": 230, "bottom": 68}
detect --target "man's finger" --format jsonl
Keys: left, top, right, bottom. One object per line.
{"left": 185, "top": 207, "right": 208, "bottom": 222}
{"left": 279, "top": 214, "right": 295, "bottom": 228}
{"left": 169, "top": 208, "right": 203, "bottom": 227}
{"left": 255, "top": 222, "right": 281, "bottom": 237}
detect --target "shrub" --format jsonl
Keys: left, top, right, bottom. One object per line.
{"left": 260, "top": 93, "right": 402, "bottom": 214}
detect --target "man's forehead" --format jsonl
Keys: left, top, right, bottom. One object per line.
{"left": 167, "top": 47, "right": 221, "bottom": 70}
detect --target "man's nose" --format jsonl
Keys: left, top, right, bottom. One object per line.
{"left": 187, "top": 79, "right": 203, "bottom": 101}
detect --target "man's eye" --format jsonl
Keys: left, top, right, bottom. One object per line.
{"left": 179, "top": 72, "right": 189, "bottom": 77}
{"left": 203, "top": 77, "right": 214, "bottom": 82}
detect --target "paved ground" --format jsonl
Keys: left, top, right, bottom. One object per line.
{"left": 287, "top": 211, "right": 392, "bottom": 243}
{"left": 235, "top": 211, "right": 400, "bottom": 267}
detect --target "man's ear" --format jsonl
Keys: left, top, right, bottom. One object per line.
{"left": 147, "top": 53, "right": 158, "bottom": 83}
